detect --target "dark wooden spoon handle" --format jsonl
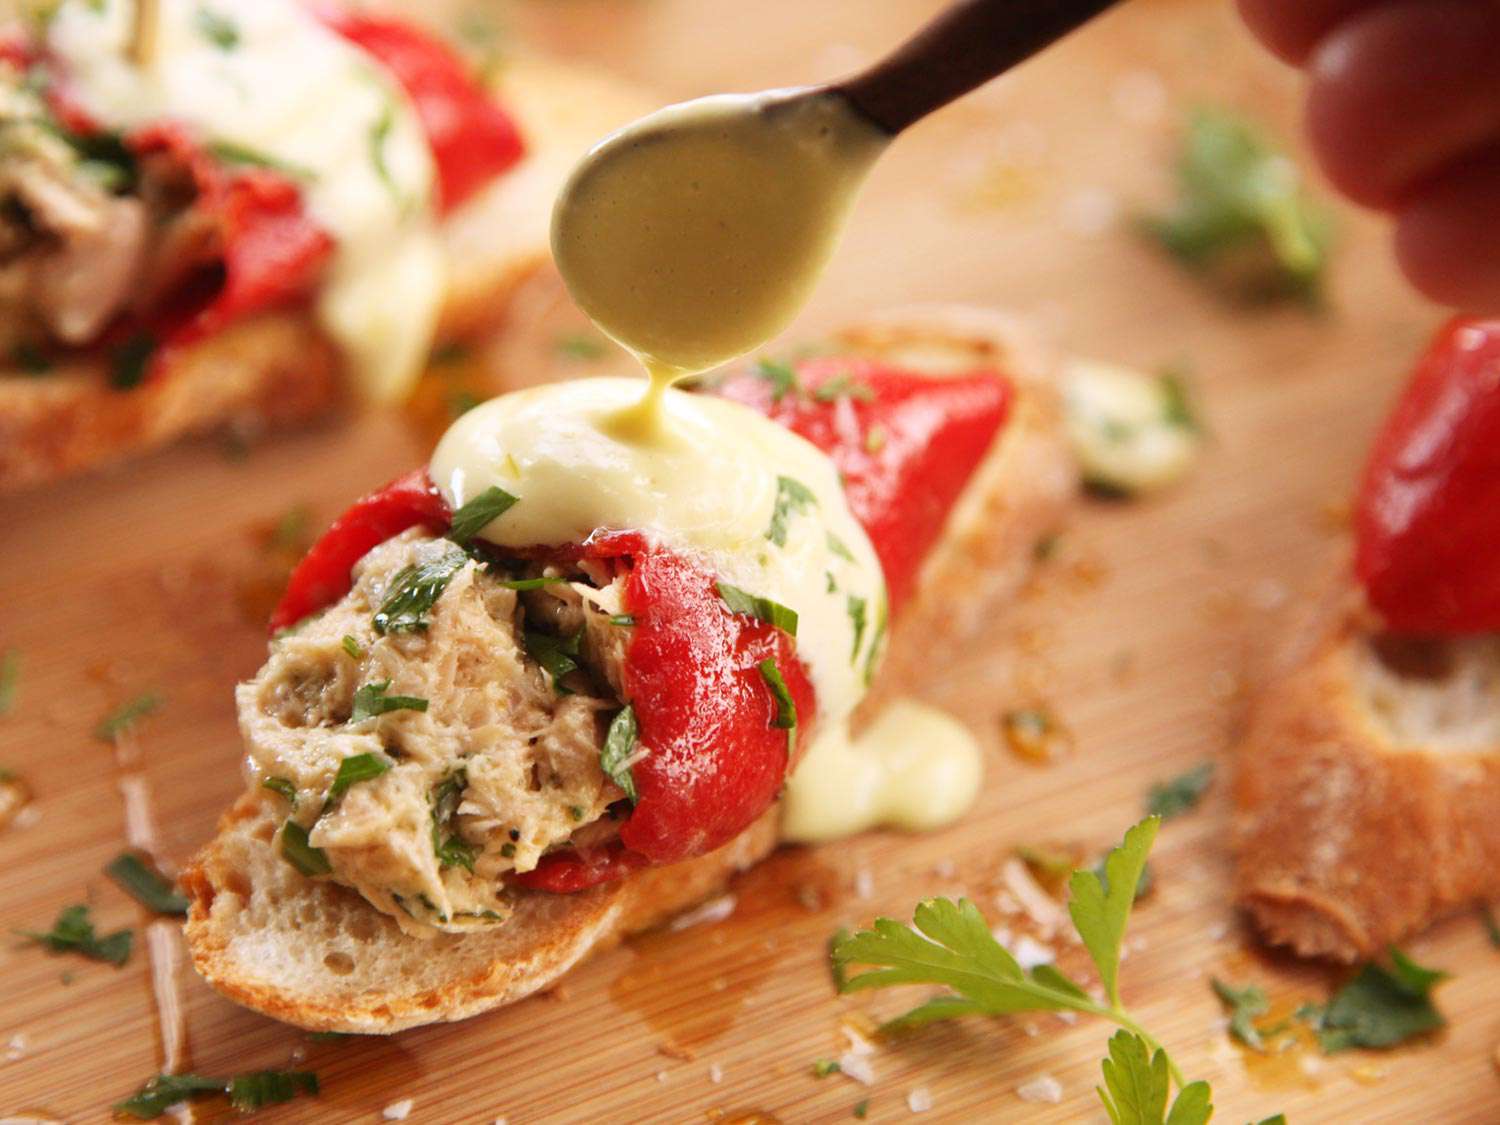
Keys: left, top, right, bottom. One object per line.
{"left": 835, "top": 0, "right": 1123, "bottom": 135}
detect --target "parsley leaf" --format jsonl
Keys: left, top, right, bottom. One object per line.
{"left": 19, "top": 904, "right": 132, "bottom": 966}
{"left": 1144, "top": 107, "right": 1332, "bottom": 304}
{"left": 369, "top": 100, "right": 397, "bottom": 197}
{"left": 826, "top": 532, "right": 855, "bottom": 563}
{"left": 115, "top": 1070, "right": 317, "bottom": 1119}
{"left": 115, "top": 1074, "right": 225, "bottom": 1119}
{"left": 1070, "top": 817, "right": 1158, "bottom": 1008}
{"left": 1211, "top": 977, "right": 1270, "bottom": 1050}
{"left": 0, "top": 648, "right": 19, "bottom": 715}
{"left": 341, "top": 634, "right": 364, "bottom": 659}
{"left": 757, "top": 659, "right": 797, "bottom": 752}
{"left": 847, "top": 595, "right": 868, "bottom": 663}
{"left": 207, "top": 140, "right": 315, "bottom": 181}
{"left": 448, "top": 485, "right": 519, "bottom": 544}
{"left": 1097, "top": 1030, "right": 1212, "bottom": 1125}
{"left": 94, "top": 692, "right": 164, "bottom": 742}
{"left": 1312, "top": 948, "right": 1448, "bottom": 1052}
{"left": 280, "top": 820, "right": 331, "bottom": 877}
{"left": 350, "top": 681, "right": 427, "bottom": 723}
{"left": 524, "top": 628, "right": 584, "bottom": 692}
{"left": 600, "top": 705, "right": 640, "bottom": 802}
{"left": 716, "top": 581, "right": 798, "bottom": 636}
{"left": 227, "top": 1070, "right": 319, "bottom": 1112}
{"left": 325, "top": 753, "right": 393, "bottom": 806}
{"left": 766, "top": 475, "right": 817, "bottom": 547}
{"left": 373, "top": 545, "right": 466, "bottom": 634}
{"left": 1145, "top": 761, "right": 1214, "bottom": 819}
{"left": 261, "top": 776, "right": 297, "bottom": 806}
{"left": 494, "top": 575, "right": 567, "bottom": 591}
{"left": 105, "top": 852, "right": 188, "bottom": 916}
{"left": 754, "top": 357, "right": 800, "bottom": 402}
{"left": 430, "top": 770, "right": 475, "bottom": 871}
{"left": 194, "top": 6, "right": 238, "bottom": 49}
{"left": 812, "top": 373, "right": 875, "bottom": 403}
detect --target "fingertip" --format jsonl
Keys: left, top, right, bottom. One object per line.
{"left": 1394, "top": 149, "right": 1500, "bottom": 316}
{"left": 1235, "top": 0, "right": 1380, "bottom": 66}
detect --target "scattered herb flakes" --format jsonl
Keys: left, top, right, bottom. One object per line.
{"left": 555, "top": 332, "right": 606, "bottom": 360}
{"left": 757, "top": 659, "right": 797, "bottom": 751}
{"left": 862, "top": 598, "right": 887, "bottom": 687}
{"left": 227, "top": 1070, "right": 319, "bottom": 1112}
{"left": 754, "top": 357, "right": 800, "bottom": 401}
{"left": 863, "top": 424, "right": 887, "bottom": 454}
{"left": 853, "top": 1099, "right": 869, "bottom": 1119}
{"left": 373, "top": 545, "right": 466, "bottom": 634}
{"left": 106, "top": 852, "right": 188, "bottom": 916}
{"left": 827, "top": 927, "right": 851, "bottom": 991}
{"left": 608, "top": 613, "right": 637, "bottom": 627}
{"left": 495, "top": 575, "right": 567, "bottom": 591}
{"left": 109, "top": 333, "right": 155, "bottom": 389}
{"left": 261, "top": 776, "right": 297, "bottom": 806}
{"left": 1144, "top": 107, "right": 1332, "bottom": 305}
{"left": 846, "top": 595, "right": 868, "bottom": 662}
{"left": 826, "top": 531, "right": 855, "bottom": 563}
{"left": 716, "top": 581, "right": 798, "bottom": 636}
{"left": 1098, "top": 1029, "right": 1213, "bottom": 1125}
{"left": 280, "top": 820, "right": 331, "bottom": 877}
{"left": 1157, "top": 367, "right": 1199, "bottom": 432}
{"left": 326, "top": 753, "right": 394, "bottom": 805}
{"left": 812, "top": 1058, "right": 842, "bottom": 1078}
{"left": 206, "top": 140, "right": 315, "bottom": 181}
{"left": 600, "top": 705, "right": 640, "bottom": 802}
{"left": 1313, "top": 948, "right": 1448, "bottom": 1052}
{"left": 350, "top": 681, "right": 428, "bottom": 723}
{"left": 1145, "top": 761, "right": 1214, "bottom": 819}
{"left": 448, "top": 485, "right": 519, "bottom": 544}
{"left": 341, "top": 634, "right": 364, "bottom": 660}
{"left": 767, "top": 475, "right": 818, "bottom": 547}
{"left": 1211, "top": 977, "right": 1270, "bottom": 1050}
{"left": 812, "top": 373, "right": 875, "bottom": 403}
{"left": 431, "top": 770, "right": 475, "bottom": 871}
{"left": 1482, "top": 905, "right": 1500, "bottom": 949}
{"left": 194, "top": 6, "right": 239, "bottom": 49}
{"left": 524, "top": 628, "right": 584, "bottom": 692}
{"left": 369, "top": 99, "right": 397, "bottom": 197}
{"left": 19, "top": 904, "right": 132, "bottom": 966}
{"left": 115, "top": 1074, "right": 225, "bottom": 1119}
{"left": 0, "top": 648, "right": 19, "bottom": 715}
{"left": 94, "top": 692, "right": 164, "bottom": 742}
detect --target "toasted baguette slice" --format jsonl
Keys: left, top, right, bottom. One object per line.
{"left": 1232, "top": 576, "right": 1500, "bottom": 961}
{"left": 0, "top": 56, "right": 649, "bottom": 493}
{"left": 182, "top": 307, "right": 1078, "bottom": 1032}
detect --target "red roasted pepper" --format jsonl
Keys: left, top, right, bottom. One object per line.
{"left": 1355, "top": 317, "right": 1500, "bottom": 634}
{"left": 269, "top": 469, "right": 450, "bottom": 635}
{"left": 319, "top": 9, "right": 525, "bottom": 213}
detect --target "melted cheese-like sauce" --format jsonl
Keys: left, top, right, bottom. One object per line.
{"left": 551, "top": 88, "right": 886, "bottom": 376}
{"left": 429, "top": 377, "right": 887, "bottom": 731}
{"left": 47, "top": 0, "right": 443, "bottom": 400}
{"left": 782, "top": 700, "right": 983, "bottom": 843}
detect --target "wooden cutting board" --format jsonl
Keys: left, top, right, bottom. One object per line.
{"left": 2, "top": 1, "right": 1493, "bottom": 1122}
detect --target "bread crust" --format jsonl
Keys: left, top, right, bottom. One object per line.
{"left": 0, "top": 56, "right": 649, "bottom": 493}
{"left": 182, "top": 307, "right": 1076, "bottom": 1031}
{"left": 1232, "top": 577, "right": 1500, "bottom": 961}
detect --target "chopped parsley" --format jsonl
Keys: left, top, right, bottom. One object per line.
{"left": 863, "top": 423, "right": 887, "bottom": 454}
{"left": 373, "top": 545, "right": 466, "bottom": 634}
{"left": 369, "top": 100, "right": 397, "bottom": 198}
{"left": 846, "top": 595, "right": 868, "bottom": 663}
{"left": 115, "top": 1070, "right": 317, "bottom": 1119}
{"left": 1144, "top": 107, "right": 1332, "bottom": 304}
{"left": 812, "top": 1058, "right": 842, "bottom": 1078}
{"left": 105, "top": 852, "right": 188, "bottom": 916}
{"left": 716, "top": 581, "right": 798, "bottom": 636}
{"left": 94, "top": 692, "right": 163, "bottom": 742}
{"left": 757, "top": 659, "right": 797, "bottom": 751}
{"left": 280, "top": 820, "right": 331, "bottom": 877}
{"left": 448, "top": 485, "right": 519, "bottom": 544}
{"left": 207, "top": 140, "right": 315, "bottom": 181}
{"left": 1144, "top": 761, "right": 1214, "bottom": 819}
{"left": 194, "top": 6, "right": 239, "bottom": 49}
{"left": 430, "top": 770, "right": 475, "bottom": 871}
{"left": 19, "top": 904, "right": 132, "bottom": 966}
{"left": 555, "top": 332, "right": 606, "bottom": 360}
{"left": 109, "top": 333, "right": 155, "bottom": 389}
{"left": 754, "top": 357, "right": 800, "bottom": 402}
{"left": 608, "top": 613, "right": 637, "bottom": 627}
{"left": 0, "top": 648, "right": 19, "bottom": 715}
{"left": 1211, "top": 977, "right": 1271, "bottom": 1050}
{"left": 494, "top": 575, "right": 567, "bottom": 591}
{"left": 340, "top": 634, "right": 364, "bottom": 660}
{"left": 261, "top": 776, "right": 297, "bottom": 806}
{"left": 349, "top": 681, "right": 428, "bottom": 723}
{"left": 1158, "top": 367, "right": 1199, "bottom": 432}
{"left": 811, "top": 373, "right": 875, "bottom": 403}
{"left": 862, "top": 598, "right": 887, "bottom": 686}
{"left": 766, "top": 475, "right": 817, "bottom": 547}
{"left": 1309, "top": 949, "right": 1448, "bottom": 1052}
{"left": 524, "top": 628, "right": 584, "bottom": 692}
{"left": 600, "top": 705, "right": 640, "bottom": 802}
{"left": 325, "top": 752, "right": 394, "bottom": 804}
{"left": 825, "top": 532, "right": 855, "bottom": 563}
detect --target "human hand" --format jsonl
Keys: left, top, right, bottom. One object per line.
{"left": 1237, "top": 0, "right": 1500, "bottom": 312}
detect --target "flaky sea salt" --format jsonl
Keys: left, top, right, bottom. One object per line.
{"left": 907, "top": 1087, "right": 933, "bottom": 1113}
{"left": 1017, "top": 1075, "right": 1064, "bottom": 1104}
{"left": 382, "top": 1098, "right": 413, "bottom": 1120}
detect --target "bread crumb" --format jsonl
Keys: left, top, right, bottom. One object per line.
{"left": 838, "top": 1052, "right": 875, "bottom": 1086}
{"left": 1017, "top": 1075, "right": 1063, "bottom": 1103}
{"left": 907, "top": 1087, "right": 933, "bottom": 1113}
{"left": 669, "top": 893, "right": 736, "bottom": 931}
{"left": 708, "top": 1063, "right": 724, "bottom": 1084}
{"left": 655, "top": 1070, "right": 669, "bottom": 1084}
{"left": 382, "top": 1098, "right": 413, "bottom": 1120}
{"left": 6, "top": 1033, "right": 28, "bottom": 1061}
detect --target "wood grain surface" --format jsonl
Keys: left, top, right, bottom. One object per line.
{"left": 2, "top": 1, "right": 1494, "bottom": 1122}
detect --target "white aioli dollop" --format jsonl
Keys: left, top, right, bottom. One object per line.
{"left": 46, "top": 0, "right": 444, "bottom": 400}
{"left": 782, "top": 700, "right": 983, "bottom": 843}
{"left": 429, "top": 377, "right": 887, "bottom": 734}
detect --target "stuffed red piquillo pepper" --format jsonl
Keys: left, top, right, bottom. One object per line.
{"left": 1354, "top": 317, "right": 1500, "bottom": 636}
{"left": 0, "top": 0, "right": 521, "bottom": 399}
{"left": 243, "top": 358, "right": 1010, "bottom": 933}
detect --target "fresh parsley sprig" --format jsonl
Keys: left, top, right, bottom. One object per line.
{"left": 349, "top": 681, "right": 427, "bottom": 723}
{"left": 116, "top": 1069, "right": 318, "bottom": 1118}
{"left": 833, "top": 817, "right": 1233, "bottom": 1122}
{"left": 19, "top": 903, "right": 132, "bottom": 966}
{"left": 1145, "top": 761, "right": 1214, "bottom": 820}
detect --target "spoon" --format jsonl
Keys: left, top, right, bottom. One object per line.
{"left": 551, "top": 0, "right": 1121, "bottom": 389}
